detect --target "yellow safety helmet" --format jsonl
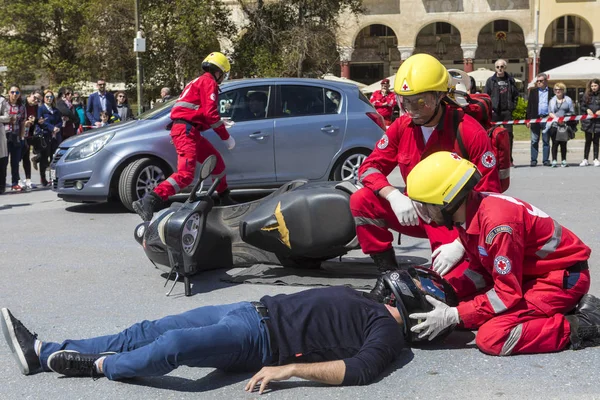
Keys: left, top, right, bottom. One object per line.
{"left": 202, "top": 52, "right": 231, "bottom": 74}
{"left": 394, "top": 53, "right": 449, "bottom": 96}
{"left": 407, "top": 151, "right": 480, "bottom": 207}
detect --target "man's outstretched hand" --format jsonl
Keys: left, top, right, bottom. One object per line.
{"left": 245, "top": 365, "right": 294, "bottom": 394}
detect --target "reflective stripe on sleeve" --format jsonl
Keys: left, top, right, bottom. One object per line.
{"left": 166, "top": 177, "right": 181, "bottom": 193}
{"left": 353, "top": 216, "right": 386, "bottom": 227}
{"left": 486, "top": 288, "right": 508, "bottom": 314}
{"left": 499, "top": 323, "right": 523, "bottom": 356}
{"left": 498, "top": 168, "right": 510, "bottom": 179}
{"left": 210, "top": 120, "right": 224, "bottom": 129}
{"left": 358, "top": 167, "right": 382, "bottom": 183}
{"left": 174, "top": 101, "right": 199, "bottom": 110}
{"left": 536, "top": 219, "right": 562, "bottom": 259}
{"left": 464, "top": 268, "right": 487, "bottom": 291}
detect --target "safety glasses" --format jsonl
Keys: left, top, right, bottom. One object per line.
{"left": 412, "top": 201, "right": 444, "bottom": 224}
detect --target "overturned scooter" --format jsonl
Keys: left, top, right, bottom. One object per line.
{"left": 134, "top": 155, "right": 362, "bottom": 296}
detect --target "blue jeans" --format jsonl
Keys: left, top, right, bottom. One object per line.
{"left": 530, "top": 123, "right": 549, "bottom": 164}
{"left": 40, "top": 302, "right": 273, "bottom": 380}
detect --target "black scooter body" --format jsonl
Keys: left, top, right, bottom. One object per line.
{"left": 135, "top": 179, "right": 360, "bottom": 279}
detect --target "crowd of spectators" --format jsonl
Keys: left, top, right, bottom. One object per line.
{"left": 0, "top": 79, "right": 142, "bottom": 194}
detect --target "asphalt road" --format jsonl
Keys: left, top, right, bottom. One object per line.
{"left": 1, "top": 142, "right": 600, "bottom": 400}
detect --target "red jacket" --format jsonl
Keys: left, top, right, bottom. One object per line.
{"left": 370, "top": 90, "right": 396, "bottom": 120}
{"left": 170, "top": 72, "right": 230, "bottom": 140}
{"left": 456, "top": 192, "right": 591, "bottom": 328}
{"left": 358, "top": 104, "right": 501, "bottom": 193}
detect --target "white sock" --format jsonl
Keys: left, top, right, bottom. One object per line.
{"left": 34, "top": 340, "right": 42, "bottom": 357}
{"left": 94, "top": 356, "right": 106, "bottom": 374}
{"left": 25, "top": 179, "right": 31, "bottom": 185}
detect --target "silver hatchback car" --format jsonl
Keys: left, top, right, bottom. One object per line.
{"left": 51, "top": 78, "right": 386, "bottom": 210}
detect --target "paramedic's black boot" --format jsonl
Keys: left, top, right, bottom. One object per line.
{"left": 218, "top": 188, "right": 237, "bottom": 206}
{"left": 132, "top": 192, "right": 164, "bottom": 222}
{"left": 566, "top": 294, "right": 600, "bottom": 350}
{"left": 369, "top": 249, "right": 399, "bottom": 303}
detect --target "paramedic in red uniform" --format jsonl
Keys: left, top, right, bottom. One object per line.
{"left": 406, "top": 151, "right": 600, "bottom": 354}
{"left": 133, "top": 51, "right": 236, "bottom": 222}
{"left": 350, "top": 53, "right": 501, "bottom": 300}
{"left": 369, "top": 78, "right": 396, "bottom": 126}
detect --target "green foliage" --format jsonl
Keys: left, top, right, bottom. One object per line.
{"left": 512, "top": 97, "right": 528, "bottom": 120}
{"left": 0, "top": 0, "right": 235, "bottom": 101}
{"left": 233, "top": 0, "right": 363, "bottom": 78}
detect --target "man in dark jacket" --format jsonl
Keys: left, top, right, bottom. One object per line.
{"left": 526, "top": 73, "right": 552, "bottom": 166}
{"left": 484, "top": 59, "right": 519, "bottom": 163}
{"left": 85, "top": 79, "right": 118, "bottom": 127}
{"left": 1, "top": 286, "right": 405, "bottom": 392}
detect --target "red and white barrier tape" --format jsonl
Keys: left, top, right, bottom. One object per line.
{"left": 493, "top": 114, "right": 600, "bottom": 126}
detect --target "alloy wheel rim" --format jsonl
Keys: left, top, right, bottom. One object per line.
{"left": 340, "top": 153, "right": 366, "bottom": 181}
{"left": 136, "top": 165, "right": 165, "bottom": 197}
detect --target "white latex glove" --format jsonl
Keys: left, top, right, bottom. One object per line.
{"left": 431, "top": 239, "right": 465, "bottom": 276}
{"left": 385, "top": 189, "right": 419, "bottom": 226}
{"left": 222, "top": 118, "right": 235, "bottom": 129}
{"left": 224, "top": 135, "right": 236, "bottom": 150}
{"left": 409, "top": 296, "right": 460, "bottom": 341}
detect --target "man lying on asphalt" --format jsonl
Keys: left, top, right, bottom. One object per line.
{"left": 2, "top": 286, "right": 405, "bottom": 393}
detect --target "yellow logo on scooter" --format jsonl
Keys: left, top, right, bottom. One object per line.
{"left": 261, "top": 202, "right": 291, "bottom": 249}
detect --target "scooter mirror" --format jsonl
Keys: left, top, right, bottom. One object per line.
{"left": 200, "top": 155, "right": 217, "bottom": 180}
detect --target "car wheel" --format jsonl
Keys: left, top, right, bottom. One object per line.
{"left": 332, "top": 150, "right": 370, "bottom": 181}
{"left": 118, "top": 158, "right": 167, "bottom": 211}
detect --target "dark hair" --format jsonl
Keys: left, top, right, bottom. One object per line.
{"left": 115, "top": 91, "right": 129, "bottom": 104}
{"left": 583, "top": 78, "right": 600, "bottom": 103}
{"left": 469, "top": 76, "right": 477, "bottom": 94}
{"left": 8, "top": 84, "right": 23, "bottom": 106}
{"left": 57, "top": 86, "right": 74, "bottom": 99}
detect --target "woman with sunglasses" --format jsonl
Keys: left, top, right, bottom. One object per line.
{"left": 37, "top": 90, "right": 63, "bottom": 186}
{"left": 21, "top": 90, "right": 43, "bottom": 191}
{"left": 580, "top": 78, "right": 600, "bottom": 167}
{"left": 3, "top": 85, "right": 27, "bottom": 191}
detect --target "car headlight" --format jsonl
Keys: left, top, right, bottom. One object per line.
{"left": 65, "top": 132, "right": 115, "bottom": 161}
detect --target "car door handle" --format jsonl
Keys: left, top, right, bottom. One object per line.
{"left": 320, "top": 125, "right": 339, "bottom": 133}
{"left": 248, "top": 132, "right": 270, "bottom": 140}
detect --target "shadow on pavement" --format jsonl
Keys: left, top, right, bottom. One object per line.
{"left": 412, "top": 330, "right": 477, "bottom": 351}
{"left": 65, "top": 201, "right": 131, "bottom": 214}
{"left": 158, "top": 269, "right": 240, "bottom": 298}
{"left": 123, "top": 369, "right": 253, "bottom": 393}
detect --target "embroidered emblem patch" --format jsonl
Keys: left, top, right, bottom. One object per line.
{"left": 377, "top": 134, "right": 389, "bottom": 150}
{"left": 401, "top": 79, "right": 410, "bottom": 92}
{"left": 478, "top": 246, "right": 488, "bottom": 256}
{"left": 481, "top": 151, "right": 496, "bottom": 168}
{"left": 210, "top": 93, "right": 216, "bottom": 101}
{"left": 494, "top": 256, "right": 512, "bottom": 275}
{"left": 485, "top": 225, "right": 513, "bottom": 244}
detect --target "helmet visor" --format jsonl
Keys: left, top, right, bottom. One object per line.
{"left": 412, "top": 201, "right": 443, "bottom": 225}
{"left": 397, "top": 92, "right": 439, "bottom": 121}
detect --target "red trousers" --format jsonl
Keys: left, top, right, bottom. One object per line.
{"left": 154, "top": 123, "right": 228, "bottom": 200}
{"left": 349, "top": 187, "right": 469, "bottom": 280}
{"left": 469, "top": 269, "right": 589, "bottom": 355}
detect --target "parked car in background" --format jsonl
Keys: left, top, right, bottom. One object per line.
{"left": 51, "top": 78, "right": 386, "bottom": 210}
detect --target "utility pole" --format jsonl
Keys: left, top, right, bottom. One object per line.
{"left": 133, "top": 0, "right": 146, "bottom": 116}
{"left": 533, "top": 0, "right": 540, "bottom": 80}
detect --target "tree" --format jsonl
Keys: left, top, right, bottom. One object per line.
{"left": 233, "top": 0, "right": 364, "bottom": 78}
{"left": 140, "top": 0, "right": 237, "bottom": 95}
{"left": 0, "top": 0, "right": 89, "bottom": 86}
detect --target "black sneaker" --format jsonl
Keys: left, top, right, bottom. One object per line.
{"left": 566, "top": 294, "right": 600, "bottom": 350}
{"left": 48, "top": 350, "right": 105, "bottom": 377}
{"left": 132, "top": 192, "right": 165, "bottom": 222}
{"left": 218, "top": 188, "right": 237, "bottom": 206}
{"left": 1, "top": 308, "right": 41, "bottom": 375}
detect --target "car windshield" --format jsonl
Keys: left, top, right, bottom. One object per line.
{"left": 136, "top": 99, "right": 176, "bottom": 120}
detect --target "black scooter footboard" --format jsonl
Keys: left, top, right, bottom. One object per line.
{"left": 240, "top": 182, "right": 356, "bottom": 259}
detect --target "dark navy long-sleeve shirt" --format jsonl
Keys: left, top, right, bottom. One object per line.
{"left": 260, "top": 286, "right": 404, "bottom": 386}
